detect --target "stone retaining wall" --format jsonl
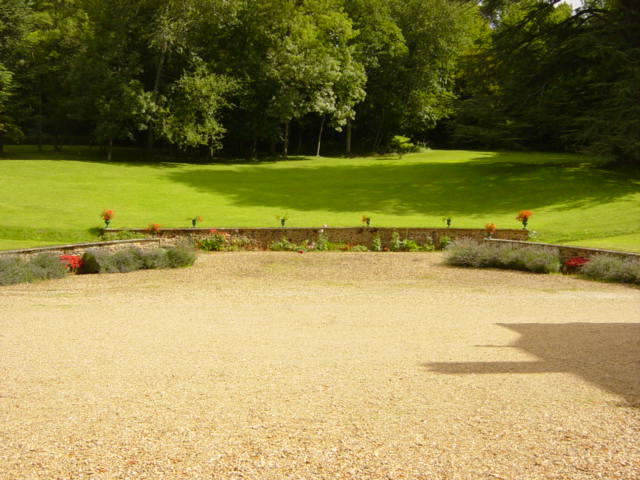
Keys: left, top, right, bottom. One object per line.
{"left": 107, "top": 227, "right": 529, "bottom": 249}
{"left": 0, "top": 238, "right": 162, "bottom": 259}
{"left": 485, "top": 238, "right": 640, "bottom": 262}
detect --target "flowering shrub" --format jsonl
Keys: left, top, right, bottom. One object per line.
{"left": 191, "top": 216, "right": 203, "bottom": 227}
{"left": 361, "top": 215, "right": 371, "bottom": 227}
{"left": 100, "top": 209, "right": 114, "bottom": 228}
{"left": 59, "top": 254, "right": 83, "bottom": 272}
{"left": 147, "top": 223, "right": 161, "bottom": 234}
{"left": 485, "top": 223, "right": 497, "bottom": 236}
{"left": 564, "top": 256, "right": 589, "bottom": 268}
{"left": 516, "top": 210, "right": 533, "bottom": 229}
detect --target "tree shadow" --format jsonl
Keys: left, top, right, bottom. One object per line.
{"left": 164, "top": 153, "right": 640, "bottom": 216}
{"left": 425, "top": 323, "right": 640, "bottom": 406}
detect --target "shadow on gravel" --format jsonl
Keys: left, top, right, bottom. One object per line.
{"left": 425, "top": 323, "right": 640, "bottom": 407}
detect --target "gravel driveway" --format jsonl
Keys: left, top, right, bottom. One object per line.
{"left": 1, "top": 252, "right": 639, "bottom": 479}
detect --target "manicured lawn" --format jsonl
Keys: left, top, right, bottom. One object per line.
{"left": 1, "top": 145, "right": 639, "bottom": 251}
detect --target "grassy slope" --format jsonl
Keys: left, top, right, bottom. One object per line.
{"left": 1, "top": 146, "right": 639, "bottom": 251}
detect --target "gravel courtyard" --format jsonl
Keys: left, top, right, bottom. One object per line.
{"left": 1, "top": 252, "right": 639, "bottom": 479}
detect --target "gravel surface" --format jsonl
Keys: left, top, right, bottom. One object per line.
{"left": 1, "top": 252, "right": 639, "bottom": 479}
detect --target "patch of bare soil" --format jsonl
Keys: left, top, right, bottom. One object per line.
{"left": 1, "top": 252, "right": 639, "bottom": 479}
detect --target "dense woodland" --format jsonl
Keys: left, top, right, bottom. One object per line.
{"left": 0, "top": 0, "right": 638, "bottom": 162}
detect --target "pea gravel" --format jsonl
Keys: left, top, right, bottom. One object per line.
{"left": 1, "top": 252, "right": 639, "bottom": 480}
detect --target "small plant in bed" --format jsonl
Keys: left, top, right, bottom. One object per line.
{"left": 197, "top": 230, "right": 231, "bottom": 251}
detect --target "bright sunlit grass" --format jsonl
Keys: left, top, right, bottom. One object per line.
{"left": 1, "top": 145, "right": 638, "bottom": 251}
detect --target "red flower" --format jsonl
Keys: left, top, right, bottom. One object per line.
{"left": 516, "top": 210, "right": 533, "bottom": 221}
{"left": 100, "top": 209, "right": 114, "bottom": 221}
{"left": 564, "top": 256, "right": 589, "bottom": 268}
{"left": 59, "top": 254, "right": 83, "bottom": 272}
{"left": 148, "top": 223, "right": 161, "bottom": 233}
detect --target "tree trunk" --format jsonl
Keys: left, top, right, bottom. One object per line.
{"left": 296, "top": 123, "right": 303, "bottom": 155}
{"left": 0, "top": 141, "right": 4, "bottom": 154}
{"left": 316, "top": 115, "right": 325, "bottom": 157}
{"left": 373, "top": 107, "right": 385, "bottom": 152}
{"left": 346, "top": 118, "right": 352, "bottom": 156}
{"left": 283, "top": 121, "right": 289, "bottom": 158}
{"left": 146, "top": 45, "right": 166, "bottom": 160}
{"left": 37, "top": 90, "right": 43, "bottom": 152}
{"left": 107, "top": 138, "right": 113, "bottom": 161}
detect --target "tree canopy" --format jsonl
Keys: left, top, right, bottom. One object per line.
{"left": 0, "top": 0, "right": 637, "bottom": 164}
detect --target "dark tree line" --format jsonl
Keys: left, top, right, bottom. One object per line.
{"left": 0, "top": 0, "right": 637, "bottom": 163}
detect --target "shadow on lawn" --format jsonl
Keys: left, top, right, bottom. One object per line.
{"left": 425, "top": 323, "right": 640, "bottom": 407}
{"left": 164, "top": 153, "right": 640, "bottom": 216}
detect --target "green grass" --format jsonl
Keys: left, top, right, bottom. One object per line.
{"left": 1, "top": 145, "right": 639, "bottom": 252}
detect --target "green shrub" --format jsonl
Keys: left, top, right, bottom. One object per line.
{"left": 0, "top": 253, "right": 67, "bottom": 286}
{"left": 27, "top": 253, "right": 68, "bottom": 279}
{"left": 79, "top": 249, "right": 119, "bottom": 274}
{"left": 0, "top": 257, "right": 30, "bottom": 285}
{"left": 140, "top": 249, "right": 170, "bottom": 269}
{"left": 165, "top": 244, "right": 197, "bottom": 268}
{"left": 351, "top": 245, "right": 369, "bottom": 252}
{"left": 111, "top": 248, "right": 144, "bottom": 273}
{"left": 389, "top": 135, "right": 416, "bottom": 158}
{"left": 445, "top": 239, "right": 494, "bottom": 268}
{"left": 580, "top": 255, "right": 640, "bottom": 284}
{"left": 445, "top": 239, "right": 560, "bottom": 274}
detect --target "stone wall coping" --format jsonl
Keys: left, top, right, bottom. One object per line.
{"left": 0, "top": 238, "right": 161, "bottom": 256}
{"left": 485, "top": 238, "right": 640, "bottom": 259}
{"left": 105, "top": 227, "right": 526, "bottom": 233}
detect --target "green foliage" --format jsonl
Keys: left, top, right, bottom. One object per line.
{"left": 269, "top": 237, "right": 304, "bottom": 252}
{"left": 160, "top": 64, "right": 236, "bottom": 156}
{"left": 110, "top": 248, "right": 144, "bottom": 273}
{"left": 580, "top": 255, "right": 640, "bottom": 284}
{"left": 79, "top": 245, "right": 195, "bottom": 273}
{"left": 140, "top": 249, "right": 170, "bottom": 269}
{"left": 316, "top": 231, "right": 331, "bottom": 251}
{"left": 371, "top": 234, "right": 382, "bottom": 252}
{"left": 389, "top": 231, "right": 430, "bottom": 251}
{"left": 439, "top": 235, "right": 451, "bottom": 250}
{"left": 165, "top": 243, "right": 197, "bottom": 268}
{"left": 197, "top": 232, "right": 229, "bottom": 251}
{"left": 350, "top": 245, "right": 369, "bottom": 252}
{"left": 453, "top": 0, "right": 640, "bottom": 164}
{"left": 389, "top": 135, "right": 415, "bottom": 157}
{"left": 0, "top": 253, "right": 66, "bottom": 286}
{"left": 445, "top": 239, "right": 560, "bottom": 273}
